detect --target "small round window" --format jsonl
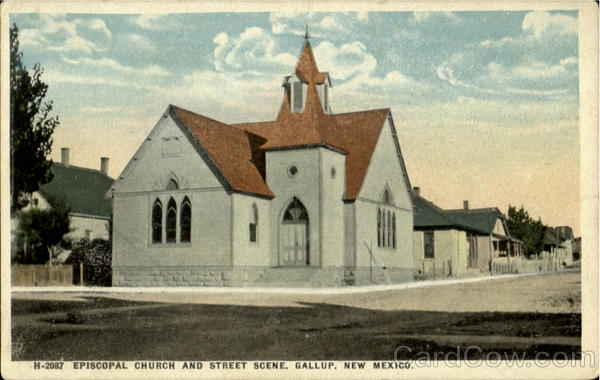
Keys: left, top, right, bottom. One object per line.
{"left": 288, "top": 165, "right": 298, "bottom": 177}
{"left": 331, "top": 167, "right": 336, "bottom": 179}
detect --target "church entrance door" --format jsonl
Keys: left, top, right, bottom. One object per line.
{"left": 280, "top": 198, "right": 309, "bottom": 266}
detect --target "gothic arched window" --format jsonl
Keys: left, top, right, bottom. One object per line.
{"left": 152, "top": 199, "right": 162, "bottom": 243}
{"left": 166, "top": 197, "right": 177, "bottom": 243}
{"left": 166, "top": 178, "right": 179, "bottom": 190}
{"left": 377, "top": 208, "right": 381, "bottom": 247}
{"left": 387, "top": 210, "right": 392, "bottom": 248}
{"left": 180, "top": 197, "right": 191, "bottom": 243}
{"left": 392, "top": 212, "right": 396, "bottom": 249}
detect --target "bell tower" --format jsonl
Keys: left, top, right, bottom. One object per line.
{"left": 280, "top": 28, "right": 332, "bottom": 116}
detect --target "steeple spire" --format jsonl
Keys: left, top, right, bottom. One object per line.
{"left": 304, "top": 25, "right": 310, "bottom": 42}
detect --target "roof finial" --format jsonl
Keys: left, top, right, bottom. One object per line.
{"left": 304, "top": 25, "right": 310, "bottom": 42}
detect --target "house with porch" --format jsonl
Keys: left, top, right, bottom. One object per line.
{"left": 413, "top": 187, "right": 524, "bottom": 279}
{"left": 109, "top": 36, "right": 415, "bottom": 287}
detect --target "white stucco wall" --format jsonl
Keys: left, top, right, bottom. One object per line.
{"left": 319, "top": 148, "right": 346, "bottom": 267}
{"left": 231, "top": 193, "right": 271, "bottom": 267}
{"left": 113, "top": 114, "right": 223, "bottom": 194}
{"left": 413, "top": 229, "right": 468, "bottom": 278}
{"left": 357, "top": 118, "right": 412, "bottom": 210}
{"left": 112, "top": 113, "right": 232, "bottom": 268}
{"left": 68, "top": 215, "right": 110, "bottom": 241}
{"left": 352, "top": 117, "right": 414, "bottom": 274}
{"left": 267, "top": 147, "right": 330, "bottom": 267}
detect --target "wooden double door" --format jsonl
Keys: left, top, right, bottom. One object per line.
{"left": 279, "top": 197, "right": 309, "bottom": 266}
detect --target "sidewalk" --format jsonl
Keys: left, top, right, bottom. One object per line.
{"left": 11, "top": 269, "right": 579, "bottom": 296}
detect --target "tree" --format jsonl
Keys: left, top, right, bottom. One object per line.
{"left": 16, "top": 197, "right": 71, "bottom": 264}
{"left": 506, "top": 205, "right": 545, "bottom": 258}
{"left": 10, "top": 23, "right": 60, "bottom": 213}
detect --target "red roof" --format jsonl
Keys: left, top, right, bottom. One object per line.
{"left": 171, "top": 41, "right": 395, "bottom": 201}
{"left": 171, "top": 106, "right": 274, "bottom": 198}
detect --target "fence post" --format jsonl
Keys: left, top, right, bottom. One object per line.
{"left": 79, "top": 262, "right": 84, "bottom": 286}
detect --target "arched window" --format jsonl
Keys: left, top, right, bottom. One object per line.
{"left": 392, "top": 212, "right": 396, "bottom": 249}
{"left": 249, "top": 203, "right": 258, "bottom": 243}
{"left": 383, "top": 189, "right": 391, "bottom": 205}
{"left": 166, "top": 197, "right": 177, "bottom": 243}
{"left": 387, "top": 210, "right": 392, "bottom": 248}
{"left": 166, "top": 178, "right": 179, "bottom": 190}
{"left": 382, "top": 210, "right": 387, "bottom": 248}
{"left": 152, "top": 199, "right": 162, "bottom": 243}
{"left": 180, "top": 197, "right": 191, "bottom": 243}
{"left": 377, "top": 208, "right": 381, "bottom": 247}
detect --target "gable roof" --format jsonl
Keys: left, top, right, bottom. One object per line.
{"left": 414, "top": 195, "right": 509, "bottom": 236}
{"left": 234, "top": 108, "right": 391, "bottom": 201}
{"left": 444, "top": 207, "right": 506, "bottom": 235}
{"left": 414, "top": 195, "right": 457, "bottom": 228}
{"left": 39, "top": 162, "right": 114, "bottom": 218}
{"left": 170, "top": 105, "right": 275, "bottom": 198}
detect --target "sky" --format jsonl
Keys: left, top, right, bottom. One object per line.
{"left": 10, "top": 10, "right": 580, "bottom": 234}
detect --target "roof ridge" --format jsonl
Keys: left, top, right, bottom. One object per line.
{"left": 171, "top": 105, "right": 247, "bottom": 134}
{"left": 51, "top": 162, "right": 113, "bottom": 179}
{"left": 333, "top": 108, "right": 390, "bottom": 116}
{"left": 445, "top": 207, "right": 501, "bottom": 213}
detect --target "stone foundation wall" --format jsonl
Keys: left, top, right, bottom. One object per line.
{"left": 113, "top": 265, "right": 414, "bottom": 287}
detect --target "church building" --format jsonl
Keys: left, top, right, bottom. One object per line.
{"left": 109, "top": 36, "right": 415, "bottom": 287}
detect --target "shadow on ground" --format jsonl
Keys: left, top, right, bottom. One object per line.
{"left": 12, "top": 297, "right": 581, "bottom": 361}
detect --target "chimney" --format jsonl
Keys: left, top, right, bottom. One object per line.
{"left": 463, "top": 200, "right": 469, "bottom": 210}
{"left": 61, "top": 147, "right": 70, "bottom": 167}
{"left": 100, "top": 157, "right": 109, "bottom": 176}
{"left": 413, "top": 186, "right": 420, "bottom": 197}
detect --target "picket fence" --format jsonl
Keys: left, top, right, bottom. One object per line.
{"left": 492, "top": 257, "right": 561, "bottom": 275}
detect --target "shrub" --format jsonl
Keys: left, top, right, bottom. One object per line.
{"left": 67, "top": 238, "right": 112, "bottom": 286}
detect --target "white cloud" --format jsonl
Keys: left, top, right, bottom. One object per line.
{"left": 43, "top": 69, "right": 164, "bottom": 91}
{"left": 48, "top": 35, "right": 96, "bottom": 54}
{"left": 213, "top": 27, "right": 295, "bottom": 73}
{"left": 411, "top": 11, "right": 462, "bottom": 24}
{"left": 131, "top": 15, "right": 167, "bottom": 30}
{"left": 88, "top": 19, "right": 112, "bottom": 39}
{"left": 318, "top": 16, "right": 348, "bottom": 33}
{"left": 313, "top": 41, "right": 376, "bottom": 80}
{"left": 80, "top": 57, "right": 169, "bottom": 76}
{"left": 61, "top": 56, "right": 80, "bottom": 65}
{"left": 127, "top": 33, "right": 154, "bottom": 50}
{"left": 32, "top": 14, "right": 105, "bottom": 54}
{"left": 522, "top": 11, "right": 577, "bottom": 39}
{"left": 511, "top": 61, "right": 567, "bottom": 79}
{"left": 560, "top": 56, "right": 578, "bottom": 66}
{"left": 18, "top": 28, "right": 47, "bottom": 46}
{"left": 437, "top": 62, "right": 571, "bottom": 97}
{"left": 269, "top": 12, "right": 365, "bottom": 38}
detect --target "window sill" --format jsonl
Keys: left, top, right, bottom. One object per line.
{"left": 149, "top": 243, "right": 192, "bottom": 248}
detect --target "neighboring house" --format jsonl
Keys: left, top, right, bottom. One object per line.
{"left": 413, "top": 187, "right": 524, "bottom": 279}
{"left": 109, "top": 36, "right": 415, "bottom": 287}
{"left": 572, "top": 236, "right": 581, "bottom": 261}
{"left": 543, "top": 226, "right": 574, "bottom": 266}
{"left": 22, "top": 148, "right": 113, "bottom": 242}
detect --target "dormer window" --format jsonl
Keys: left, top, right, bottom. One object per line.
{"left": 316, "top": 78, "right": 332, "bottom": 114}
{"left": 291, "top": 80, "right": 303, "bottom": 113}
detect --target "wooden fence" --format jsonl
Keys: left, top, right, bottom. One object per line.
{"left": 12, "top": 264, "right": 81, "bottom": 286}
